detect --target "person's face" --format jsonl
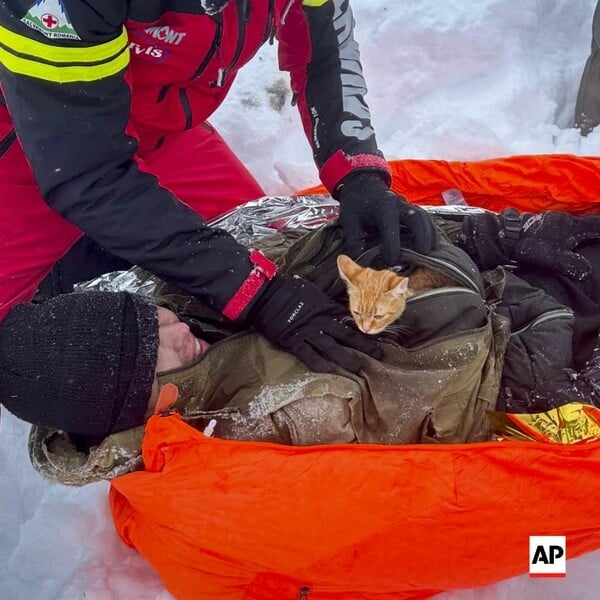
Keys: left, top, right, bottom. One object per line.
{"left": 155, "top": 307, "right": 208, "bottom": 373}
{"left": 145, "top": 307, "right": 209, "bottom": 416}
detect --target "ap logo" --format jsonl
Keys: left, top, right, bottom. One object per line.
{"left": 529, "top": 536, "right": 566, "bottom": 577}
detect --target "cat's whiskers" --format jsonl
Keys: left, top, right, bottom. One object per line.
{"left": 337, "top": 253, "right": 455, "bottom": 339}
{"left": 384, "top": 322, "right": 413, "bottom": 338}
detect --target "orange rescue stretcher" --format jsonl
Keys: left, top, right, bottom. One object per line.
{"left": 109, "top": 154, "right": 600, "bottom": 600}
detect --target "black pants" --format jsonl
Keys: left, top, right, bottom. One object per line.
{"left": 575, "top": 1, "right": 600, "bottom": 134}
{"left": 35, "top": 235, "right": 132, "bottom": 301}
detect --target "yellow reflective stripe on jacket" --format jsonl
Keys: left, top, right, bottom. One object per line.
{"left": 302, "top": 0, "right": 329, "bottom": 6}
{"left": 0, "top": 45, "right": 129, "bottom": 82}
{"left": 0, "top": 25, "right": 128, "bottom": 63}
{"left": 0, "top": 25, "right": 129, "bottom": 83}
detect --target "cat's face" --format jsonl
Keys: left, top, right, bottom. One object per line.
{"left": 337, "top": 254, "right": 410, "bottom": 335}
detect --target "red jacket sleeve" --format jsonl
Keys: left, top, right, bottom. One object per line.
{"left": 0, "top": 0, "right": 263, "bottom": 315}
{"left": 276, "top": 0, "right": 391, "bottom": 195}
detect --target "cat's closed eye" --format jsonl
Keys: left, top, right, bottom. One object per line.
{"left": 337, "top": 253, "right": 457, "bottom": 336}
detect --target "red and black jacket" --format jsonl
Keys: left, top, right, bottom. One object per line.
{"left": 0, "top": 0, "right": 390, "bottom": 316}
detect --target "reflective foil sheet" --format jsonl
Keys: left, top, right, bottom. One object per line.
{"left": 209, "top": 194, "right": 341, "bottom": 246}
{"left": 75, "top": 268, "right": 158, "bottom": 296}
{"left": 75, "top": 194, "right": 491, "bottom": 294}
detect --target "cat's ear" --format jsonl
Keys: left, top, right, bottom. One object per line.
{"left": 337, "top": 254, "right": 362, "bottom": 285}
{"left": 388, "top": 276, "right": 409, "bottom": 298}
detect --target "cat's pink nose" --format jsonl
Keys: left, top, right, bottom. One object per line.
{"left": 362, "top": 321, "right": 374, "bottom": 334}
{"left": 362, "top": 320, "right": 385, "bottom": 335}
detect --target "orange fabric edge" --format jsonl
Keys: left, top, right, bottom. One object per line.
{"left": 298, "top": 154, "right": 600, "bottom": 214}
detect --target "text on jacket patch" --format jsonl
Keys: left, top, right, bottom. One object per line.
{"left": 310, "top": 106, "right": 321, "bottom": 149}
{"left": 144, "top": 25, "right": 187, "bottom": 45}
{"left": 332, "top": 0, "right": 374, "bottom": 141}
{"left": 287, "top": 302, "right": 305, "bottom": 323}
{"left": 129, "top": 42, "right": 170, "bottom": 61}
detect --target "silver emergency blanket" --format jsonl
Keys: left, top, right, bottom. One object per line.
{"left": 75, "top": 269, "right": 158, "bottom": 296}
{"left": 75, "top": 194, "right": 490, "bottom": 294}
{"left": 209, "top": 194, "right": 340, "bottom": 245}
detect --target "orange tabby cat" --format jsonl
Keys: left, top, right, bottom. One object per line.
{"left": 337, "top": 254, "right": 457, "bottom": 334}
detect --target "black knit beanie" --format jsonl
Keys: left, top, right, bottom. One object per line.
{"left": 0, "top": 292, "right": 158, "bottom": 439}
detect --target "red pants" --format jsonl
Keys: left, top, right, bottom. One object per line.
{"left": 0, "top": 113, "right": 264, "bottom": 322}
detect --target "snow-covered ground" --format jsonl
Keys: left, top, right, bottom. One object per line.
{"left": 2, "top": 1, "right": 600, "bottom": 598}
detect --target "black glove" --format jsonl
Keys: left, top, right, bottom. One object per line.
{"left": 459, "top": 209, "right": 600, "bottom": 280}
{"left": 337, "top": 172, "right": 439, "bottom": 264}
{"left": 247, "top": 275, "right": 382, "bottom": 373}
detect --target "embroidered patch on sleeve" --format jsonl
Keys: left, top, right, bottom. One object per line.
{"left": 21, "top": 0, "right": 81, "bottom": 40}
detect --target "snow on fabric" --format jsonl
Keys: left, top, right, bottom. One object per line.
{"left": 1, "top": 0, "right": 600, "bottom": 598}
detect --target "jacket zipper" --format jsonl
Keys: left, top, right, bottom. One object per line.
{"left": 155, "top": 12, "right": 224, "bottom": 105}
{"left": 261, "top": 0, "right": 276, "bottom": 45}
{"left": 213, "top": 0, "right": 249, "bottom": 87}
{"left": 0, "top": 128, "right": 16, "bottom": 158}
{"left": 355, "top": 246, "right": 481, "bottom": 293}
{"left": 406, "top": 287, "right": 480, "bottom": 303}
{"left": 179, "top": 88, "right": 193, "bottom": 129}
{"left": 392, "top": 249, "right": 481, "bottom": 293}
{"left": 377, "top": 288, "right": 485, "bottom": 348}
{"left": 509, "top": 308, "right": 574, "bottom": 337}
{"left": 192, "top": 12, "right": 223, "bottom": 78}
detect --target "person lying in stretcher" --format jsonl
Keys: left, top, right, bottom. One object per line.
{"left": 0, "top": 209, "right": 598, "bottom": 485}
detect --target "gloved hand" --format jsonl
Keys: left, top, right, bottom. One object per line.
{"left": 458, "top": 209, "right": 600, "bottom": 280}
{"left": 337, "top": 172, "right": 439, "bottom": 264}
{"left": 247, "top": 274, "right": 382, "bottom": 373}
